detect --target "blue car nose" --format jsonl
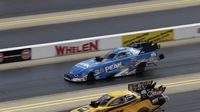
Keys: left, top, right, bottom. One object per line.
{"left": 64, "top": 72, "right": 69, "bottom": 76}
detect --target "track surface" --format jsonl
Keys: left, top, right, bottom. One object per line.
{"left": 65, "top": 90, "right": 200, "bottom": 112}
{"left": 164, "top": 90, "right": 200, "bottom": 112}
{"left": 1, "top": 6, "right": 200, "bottom": 48}
{"left": 0, "top": 41, "right": 200, "bottom": 102}
{"left": 0, "top": 0, "right": 148, "bottom": 18}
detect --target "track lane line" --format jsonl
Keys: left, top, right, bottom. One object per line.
{"left": 1, "top": 78, "right": 200, "bottom": 112}
{"left": 0, "top": 0, "right": 199, "bottom": 30}
{"left": 0, "top": 93, "right": 105, "bottom": 111}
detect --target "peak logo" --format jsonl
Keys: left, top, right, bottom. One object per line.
{"left": 105, "top": 62, "right": 122, "bottom": 72}
{"left": 55, "top": 40, "right": 99, "bottom": 56}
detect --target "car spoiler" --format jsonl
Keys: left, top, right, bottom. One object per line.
{"left": 128, "top": 42, "right": 160, "bottom": 53}
{"left": 128, "top": 80, "right": 166, "bottom": 95}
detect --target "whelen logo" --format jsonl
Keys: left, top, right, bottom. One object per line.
{"left": 55, "top": 40, "right": 99, "bottom": 56}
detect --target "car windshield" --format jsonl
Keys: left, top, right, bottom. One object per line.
{"left": 104, "top": 52, "right": 116, "bottom": 59}
{"left": 96, "top": 94, "right": 113, "bottom": 106}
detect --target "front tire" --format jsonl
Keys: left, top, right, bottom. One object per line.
{"left": 138, "top": 107, "right": 150, "bottom": 112}
{"left": 87, "top": 72, "right": 95, "bottom": 81}
{"left": 136, "top": 62, "right": 146, "bottom": 74}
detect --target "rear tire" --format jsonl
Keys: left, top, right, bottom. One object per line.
{"left": 159, "top": 54, "right": 165, "bottom": 60}
{"left": 136, "top": 62, "right": 146, "bottom": 74}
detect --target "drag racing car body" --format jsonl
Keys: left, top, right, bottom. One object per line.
{"left": 70, "top": 80, "right": 169, "bottom": 112}
{"left": 64, "top": 42, "right": 164, "bottom": 82}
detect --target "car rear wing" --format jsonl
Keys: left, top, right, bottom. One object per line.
{"left": 128, "top": 42, "right": 160, "bottom": 53}
{"left": 128, "top": 80, "right": 166, "bottom": 95}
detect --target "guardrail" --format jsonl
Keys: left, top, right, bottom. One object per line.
{"left": 0, "top": 23, "right": 200, "bottom": 64}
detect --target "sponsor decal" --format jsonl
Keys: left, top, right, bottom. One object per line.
{"left": 0, "top": 48, "right": 31, "bottom": 64}
{"left": 105, "top": 62, "right": 122, "bottom": 72}
{"left": 55, "top": 40, "right": 99, "bottom": 56}
{"left": 150, "top": 52, "right": 157, "bottom": 57}
{"left": 94, "top": 68, "right": 105, "bottom": 76}
{"left": 21, "top": 49, "right": 31, "bottom": 60}
{"left": 122, "top": 30, "right": 174, "bottom": 47}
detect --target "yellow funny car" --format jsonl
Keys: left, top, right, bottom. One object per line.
{"left": 70, "top": 80, "right": 169, "bottom": 112}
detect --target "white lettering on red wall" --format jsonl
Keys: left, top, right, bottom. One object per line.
{"left": 55, "top": 40, "right": 99, "bottom": 56}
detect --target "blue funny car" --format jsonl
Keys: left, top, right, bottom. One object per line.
{"left": 64, "top": 42, "right": 164, "bottom": 82}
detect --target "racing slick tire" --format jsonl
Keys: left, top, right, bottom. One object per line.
{"left": 138, "top": 107, "right": 150, "bottom": 112}
{"left": 136, "top": 62, "right": 146, "bottom": 74}
{"left": 158, "top": 96, "right": 167, "bottom": 105}
{"left": 87, "top": 72, "right": 95, "bottom": 81}
{"left": 159, "top": 54, "right": 165, "bottom": 60}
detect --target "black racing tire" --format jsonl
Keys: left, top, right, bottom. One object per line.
{"left": 138, "top": 107, "right": 150, "bottom": 112}
{"left": 158, "top": 97, "right": 167, "bottom": 105}
{"left": 159, "top": 54, "right": 165, "bottom": 60}
{"left": 87, "top": 72, "right": 95, "bottom": 81}
{"left": 136, "top": 62, "right": 146, "bottom": 74}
